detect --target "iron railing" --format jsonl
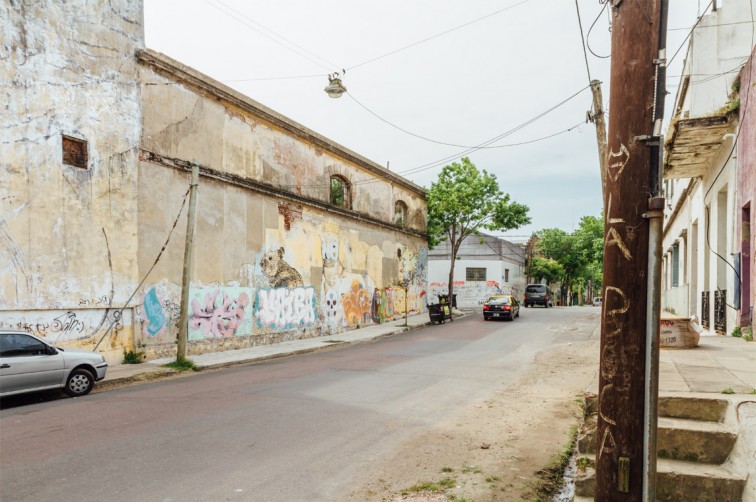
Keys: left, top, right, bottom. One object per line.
{"left": 714, "top": 290, "right": 727, "bottom": 335}
{"left": 701, "top": 291, "right": 710, "bottom": 329}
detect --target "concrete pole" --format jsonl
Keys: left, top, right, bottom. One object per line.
{"left": 589, "top": 79, "right": 609, "bottom": 199}
{"left": 595, "top": 0, "right": 663, "bottom": 499}
{"left": 177, "top": 164, "right": 199, "bottom": 361}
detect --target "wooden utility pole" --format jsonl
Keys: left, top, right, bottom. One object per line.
{"left": 589, "top": 79, "right": 609, "bottom": 198}
{"left": 595, "top": 1, "right": 666, "bottom": 500}
{"left": 177, "top": 164, "right": 199, "bottom": 361}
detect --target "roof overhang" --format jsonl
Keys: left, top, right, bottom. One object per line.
{"left": 664, "top": 114, "right": 736, "bottom": 179}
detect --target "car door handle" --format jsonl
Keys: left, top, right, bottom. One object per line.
{"left": 0, "top": 364, "right": 9, "bottom": 368}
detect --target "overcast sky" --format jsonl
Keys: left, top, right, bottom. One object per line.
{"left": 143, "top": 0, "right": 704, "bottom": 240}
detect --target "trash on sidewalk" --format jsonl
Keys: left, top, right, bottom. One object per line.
{"left": 660, "top": 313, "right": 702, "bottom": 348}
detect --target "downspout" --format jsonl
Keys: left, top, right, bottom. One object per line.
{"left": 644, "top": 0, "right": 669, "bottom": 499}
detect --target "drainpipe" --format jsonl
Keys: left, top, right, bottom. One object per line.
{"left": 643, "top": 0, "right": 669, "bottom": 499}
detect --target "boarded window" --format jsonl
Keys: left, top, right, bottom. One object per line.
{"left": 466, "top": 267, "right": 486, "bottom": 281}
{"left": 672, "top": 243, "right": 679, "bottom": 287}
{"left": 330, "top": 176, "right": 350, "bottom": 208}
{"left": 504, "top": 269, "right": 510, "bottom": 282}
{"left": 62, "top": 135, "right": 88, "bottom": 168}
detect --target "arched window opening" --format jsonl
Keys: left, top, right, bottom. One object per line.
{"left": 394, "top": 200, "right": 408, "bottom": 226}
{"left": 330, "top": 176, "right": 350, "bottom": 208}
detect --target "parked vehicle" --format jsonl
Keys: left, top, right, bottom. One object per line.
{"left": 592, "top": 296, "right": 602, "bottom": 307}
{"left": 524, "top": 284, "right": 553, "bottom": 308}
{"left": 0, "top": 330, "right": 108, "bottom": 398}
{"left": 483, "top": 295, "right": 520, "bottom": 321}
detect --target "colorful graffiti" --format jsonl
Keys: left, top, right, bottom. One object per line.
{"left": 188, "top": 287, "right": 253, "bottom": 340}
{"left": 342, "top": 280, "right": 372, "bottom": 327}
{"left": 143, "top": 287, "right": 166, "bottom": 336}
{"left": 255, "top": 286, "right": 317, "bottom": 330}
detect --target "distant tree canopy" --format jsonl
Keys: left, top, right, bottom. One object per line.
{"left": 427, "top": 157, "right": 531, "bottom": 307}
{"left": 535, "top": 215, "right": 603, "bottom": 302}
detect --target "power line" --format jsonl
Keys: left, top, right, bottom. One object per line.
{"left": 668, "top": 0, "right": 715, "bottom": 66}
{"left": 203, "top": 0, "right": 339, "bottom": 72}
{"left": 574, "top": 0, "right": 593, "bottom": 83}
{"left": 346, "top": 0, "right": 531, "bottom": 71}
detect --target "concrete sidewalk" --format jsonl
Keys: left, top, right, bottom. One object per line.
{"left": 105, "top": 311, "right": 756, "bottom": 397}
{"left": 103, "top": 310, "right": 450, "bottom": 385}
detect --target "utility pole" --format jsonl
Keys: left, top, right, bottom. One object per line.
{"left": 589, "top": 79, "right": 609, "bottom": 198}
{"left": 595, "top": 1, "right": 667, "bottom": 500}
{"left": 177, "top": 164, "right": 199, "bottom": 361}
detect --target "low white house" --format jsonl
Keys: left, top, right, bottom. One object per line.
{"left": 662, "top": 0, "right": 754, "bottom": 335}
{"left": 427, "top": 234, "right": 526, "bottom": 308}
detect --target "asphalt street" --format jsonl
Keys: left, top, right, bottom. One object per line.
{"left": 0, "top": 307, "right": 598, "bottom": 502}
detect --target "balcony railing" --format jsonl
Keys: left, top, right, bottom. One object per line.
{"left": 701, "top": 291, "right": 710, "bottom": 329}
{"left": 714, "top": 290, "right": 727, "bottom": 335}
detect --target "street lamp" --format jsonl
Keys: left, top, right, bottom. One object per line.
{"left": 324, "top": 73, "right": 347, "bottom": 98}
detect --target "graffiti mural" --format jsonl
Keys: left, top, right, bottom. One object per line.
{"left": 188, "top": 287, "right": 253, "bottom": 340}
{"left": 260, "top": 247, "right": 304, "bottom": 287}
{"left": 342, "top": 280, "right": 372, "bottom": 327}
{"left": 255, "top": 286, "right": 317, "bottom": 330}
{"left": 143, "top": 287, "right": 166, "bottom": 336}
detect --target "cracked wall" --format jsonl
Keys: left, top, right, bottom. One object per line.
{"left": 0, "top": 0, "right": 144, "bottom": 361}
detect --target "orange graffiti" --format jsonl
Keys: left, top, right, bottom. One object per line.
{"left": 342, "top": 280, "right": 371, "bottom": 327}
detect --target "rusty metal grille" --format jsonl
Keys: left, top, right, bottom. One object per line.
{"left": 714, "top": 290, "right": 726, "bottom": 334}
{"left": 701, "top": 291, "right": 710, "bottom": 329}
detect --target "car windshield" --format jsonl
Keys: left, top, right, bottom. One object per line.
{"left": 487, "top": 297, "right": 510, "bottom": 305}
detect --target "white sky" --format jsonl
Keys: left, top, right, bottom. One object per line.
{"left": 143, "top": 0, "right": 704, "bottom": 240}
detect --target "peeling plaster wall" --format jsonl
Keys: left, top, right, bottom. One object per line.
{"left": 0, "top": 1, "right": 144, "bottom": 360}
{"left": 135, "top": 62, "right": 428, "bottom": 358}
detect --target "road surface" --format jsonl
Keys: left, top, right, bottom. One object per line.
{"left": 0, "top": 306, "right": 600, "bottom": 501}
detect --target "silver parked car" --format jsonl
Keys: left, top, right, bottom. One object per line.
{"left": 0, "top": 330, "right": 108, "bottom": 398}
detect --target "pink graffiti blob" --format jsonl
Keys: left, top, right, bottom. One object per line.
{"left": 190, "top": 290, "right": 250, "bottom": 338}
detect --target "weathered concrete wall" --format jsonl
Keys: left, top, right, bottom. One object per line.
{"left": 738, "top": 47, "right": 755, "bottom": 330}
{"left": 134, "top": 53, "right": 428, "bottom": 357}
{"left": 0, "top": 0, "right": 144, "bottom": 360}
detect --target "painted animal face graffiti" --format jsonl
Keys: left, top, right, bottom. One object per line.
{"left": 261, "top": 247, "right": 304, "bottom": 288}
{"left": 321, "top": 236, "right": 339, "bottom": 266}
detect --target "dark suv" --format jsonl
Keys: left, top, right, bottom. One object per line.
{"left": 524, "top": 284, "right": 553, "bottom": 308}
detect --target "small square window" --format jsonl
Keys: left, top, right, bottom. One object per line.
{"left": 62, "top": 135, "right": 88, "bottom": 168}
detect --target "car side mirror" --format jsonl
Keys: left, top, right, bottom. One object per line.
{"left": 47, "top": 346, "right": 58, "bottom": 355}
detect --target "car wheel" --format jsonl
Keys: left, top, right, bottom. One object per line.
{"left": 64, "top": 368, "right": 95, "bottom": 397}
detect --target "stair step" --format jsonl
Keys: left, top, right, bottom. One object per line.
{"left": 657, "top": 417, "right": 737, "bottom": 464}
{"left": 575, "top": 455, "right": 746, "bottom": 501}
{"left": 577, "top": 417, "right": 736, "bottom": 464}
{"left": 658, "top": 396, "right": 728, "bottom": 422}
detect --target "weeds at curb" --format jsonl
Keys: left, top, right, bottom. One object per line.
{"left": 162, "top": 358, "right": 197, "bottom": 372}
{"left": 526, "top": 425, "right": 578, "bottom": 500}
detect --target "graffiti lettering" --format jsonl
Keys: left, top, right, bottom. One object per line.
{"left": 51, "top": 311, "right": 86, "bottom": 338}
{"left": 255, "top": 286, "right": 316, "bottom": 330}
{"left": 342, "top": 280, "right": 372, "bottom": 327}
{"left": 189, "top": 288, "right": 252, "bottom": 339}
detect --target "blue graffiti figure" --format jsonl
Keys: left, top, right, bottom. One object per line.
{"left": 143, "top": 288, "right": 166, "bottom": 335}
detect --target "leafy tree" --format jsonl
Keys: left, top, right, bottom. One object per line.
{"left": 427, "top": 157, "right": 531, "bottom": 316}
{"left": 536, "top": 214, "right": 603, "bottom": 304}
{"left": 529, "top": 256, "right": 564, "bottom": 285}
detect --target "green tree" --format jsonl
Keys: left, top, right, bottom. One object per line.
{"left": 529, "top": 256, "right": 564, "bottom": 285}
{"left": 536, "top": 214, "right": 604, "bottom": 305}
{"left": 427, "top": 158, "right": 531, "bottom": 315}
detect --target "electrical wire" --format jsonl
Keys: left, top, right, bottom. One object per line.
{"left": 668, "top": 0, "right": 715, "bottom": 66}
{"left": 586, "top": 2, "right": 610, "bottom": 59}
{"left": 574, "top": 0, "right": 593, "bottom": 83}
{"left": 346, "top": 0, "right": 530, "bottom": 71}
{"left": 203, "top": 0, "right": 337, "bottom": 72}
{"left": 93, "top": 186, "right": 191, "bottom": 351}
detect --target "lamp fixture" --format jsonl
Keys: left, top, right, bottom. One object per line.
{"left": 324, "top": 71, "right": 347, "bottom": 98}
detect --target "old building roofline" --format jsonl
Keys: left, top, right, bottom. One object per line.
{"left": 136, "top": 48, "right": 426, "bottom": 198}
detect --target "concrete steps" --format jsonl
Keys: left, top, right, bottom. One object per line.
{"left": 574, "top": 394, "right": 747, "bottom": 501}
